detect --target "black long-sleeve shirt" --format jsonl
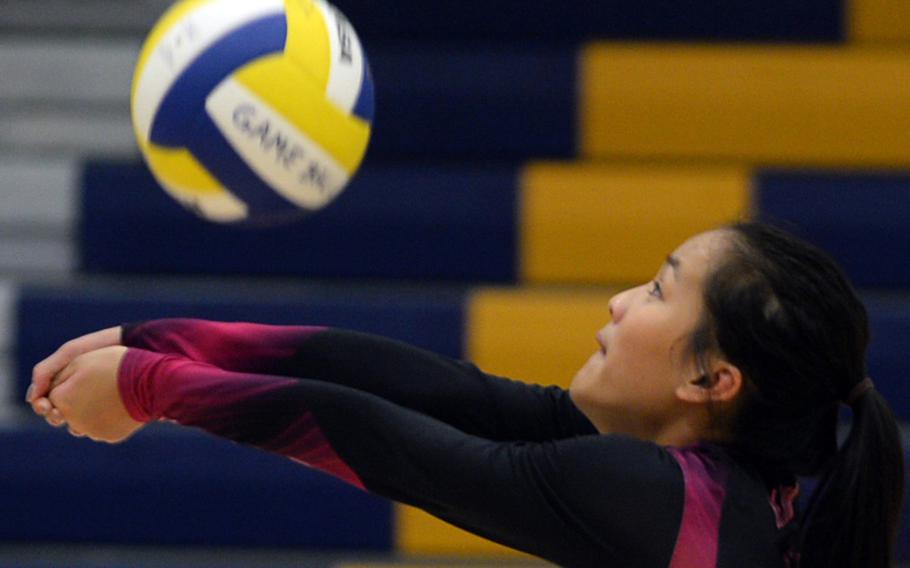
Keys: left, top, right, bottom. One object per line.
{"left": 120, "top": 318, "right": 796, "bottom": 568}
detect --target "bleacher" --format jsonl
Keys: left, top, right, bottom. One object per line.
{"left": 2, "top": 0, "right": 910, "bottom": 566}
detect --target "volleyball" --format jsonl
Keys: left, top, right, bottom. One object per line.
{"left": 130, "top": 0, "right": 374, "bottom": 224}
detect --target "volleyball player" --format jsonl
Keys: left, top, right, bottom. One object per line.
{"left": 27, "top": 222, "right": 905, "bottom": 568}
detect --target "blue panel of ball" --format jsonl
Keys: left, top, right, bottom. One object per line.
{"left": 150, "top": 14, "right": 288, "bottom": 146}
{"left": 187, "top": 109, "right": 304, "bottom": 219}
{"left": 353, "top": 60, "right": 376, "bottom": 123}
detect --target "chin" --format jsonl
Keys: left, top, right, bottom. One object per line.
{"left": 568, "top": 368, "right": 591, "bottom": 397}
{"left": 568, "top": 379, "right": 595, "bottom": 411}
{"left": 567, "top": 387, "right": 606, "bottom": 433}
{"left": 567, "top": 385, "right": 586, "bottom": 411}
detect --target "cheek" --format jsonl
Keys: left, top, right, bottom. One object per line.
{"left": 600, "top": 321, "right": 685, "bottom": 396}
{"left": 570, "top": 311, "right": 694, "bottom": 414}
{"left": 609, "top": 324, "right": 666, "bottom": 372}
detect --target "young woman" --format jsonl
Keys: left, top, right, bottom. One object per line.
{"left": 28, "top": 222, "right": 904, "bottom": 568}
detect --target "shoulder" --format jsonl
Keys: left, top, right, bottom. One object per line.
{"left": 557, "top": 433, "right": 686, "bottom": 473}
{"left": 534, "top": 434, "right": 686, "bottom": 564}
{"left": 668, "top": 444, "right": 788, "bottom": 568}
{"left": 546, "top": 434, "right": 686, "bottom": 515}
{"left": 666, "top": 444, "right": 731, "bottom": 486}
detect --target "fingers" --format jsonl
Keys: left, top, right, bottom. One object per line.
{"left": 30, "top": 360, "right": 57, "bottom": 404}
{"left": 45, "top": 408, "right": 66, "bottom": 428}
{"left": 31, "top": 343, "right": 78, "bottom": 402}
{"left": 29, "top": 355, "right": 81, "bottom": 418}
{"left": 37, "top": 345, "right": 133, "bottom": 443}
{"left": 32, "top": 396, "right": 54, "bottom": 416}
{"left": 28, "top": 327, "right": 123, "bottom": 403}
{"left": 37, "top": 352, "right": 86, "bottom": 426}
{"left": 28, "top": 328, "right": 122, "bottom": 421}
{"left": 50, "top": 360, "right": 78, "bottom": 390}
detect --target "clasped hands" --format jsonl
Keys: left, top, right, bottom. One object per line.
{"left": 26, "top": 326, "right": 145, "bottom": 443}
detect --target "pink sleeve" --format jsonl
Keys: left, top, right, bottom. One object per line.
{"left": 122, "top": 319, "right": 326, "bottom": 373}
{"left": 116, "top": 347, "right": 365, "bottom": 489}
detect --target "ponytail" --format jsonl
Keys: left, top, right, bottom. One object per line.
{"left": 798, "top": 388, "right": 905, "bottom": 568}
{"left": 694, "top": 223, "right": 906, "bottom": 568}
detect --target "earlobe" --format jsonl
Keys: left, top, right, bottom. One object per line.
{"left": 676, "top": 362, "right": 743, "bottom": 404}
{"left": 709, "top": 364, "right": 743, "bottom": 402}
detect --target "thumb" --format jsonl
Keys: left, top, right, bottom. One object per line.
{"left": 46, "top": 360, "right": 83, "bottom": 417}
{"left": 38, "top": 360, "right": 80, "bottom": 409}
{"left": 28, "top": 365, "right": 74, "bottom": 416}
{"left": 28, "top": 364, "right": 54, "bottom": 403}
{"left": 30, "top": 354, "right": 72, "bottom": 404}
{"left": 51, "top": 358, "right": 81, "bottom": 391}
{"left": 29, "top": 326, "right": 123, "bottom": 403}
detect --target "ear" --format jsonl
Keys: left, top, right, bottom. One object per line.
{"left": 675, "top": 360, "right": 743, "bottom": 404}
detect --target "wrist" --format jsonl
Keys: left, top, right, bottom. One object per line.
{"left": 117, "top": 348, "right": 157, "bottom": 423}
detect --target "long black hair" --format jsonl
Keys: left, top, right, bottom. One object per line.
{"left": 693, "top": 222, "right": 904, "bottom": 568}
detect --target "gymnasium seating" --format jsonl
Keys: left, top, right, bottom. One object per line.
{"left": 0, "top": 0, "right": 845, "bottom": 42}
{"left": 78, "top": 161, "right": 519, "bottom": 281}
{"left": 1, "top": 422, "right": 391, "bottom": 548}
{"left": 756, "top": 170, "right": 910, "bottom": 288}
{"left": 3, "top": 0, "right": 910, "bottom": 565}
{"left": 579, "top": 44, "right": 910, "bottom": 167}
{"left": 80, "top": 161, "right": 910, "bottom": 288}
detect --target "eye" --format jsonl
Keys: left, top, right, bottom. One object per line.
{"left": 648, "top": 280, "right": 663, "bottom": 299}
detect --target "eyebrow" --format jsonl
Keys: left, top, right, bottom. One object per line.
{"left": 665, "top": 255, "right": 681, "bottom": 280}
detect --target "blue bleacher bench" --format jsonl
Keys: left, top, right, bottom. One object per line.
{"left": 80, "top": 160, "right": 910, "bottom": 289}
{"left": 1, "top": 420, "right": 391, "bottom": 549}
{"left": 339, "top": 0, "right": 843, "bottom": 44}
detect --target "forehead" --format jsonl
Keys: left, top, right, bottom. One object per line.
{"left": 668, "top": 230, "right": 731, "bottom": 282}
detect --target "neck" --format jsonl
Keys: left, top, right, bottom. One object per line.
{"left": 651, "top": 417, "right": 704, "bottom": 447}
{"left": 593, "top": 410, "right": 709, "bottom": 448}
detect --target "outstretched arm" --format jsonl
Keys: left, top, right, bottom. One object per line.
{"left": 39, "top": 319, "right": 596, "bottom": 441}
{"left": 47, "top": 346, "right": 684, "bottom": 568}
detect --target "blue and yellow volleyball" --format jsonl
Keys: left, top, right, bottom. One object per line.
{"left": 131, "top": 0, "right": 374, "bottom": 224}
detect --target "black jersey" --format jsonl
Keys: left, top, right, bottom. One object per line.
{"left": 119, "top": 318, "right": 797, "bottom": 568}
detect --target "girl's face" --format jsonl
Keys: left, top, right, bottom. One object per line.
{"left": 569, "top": 230, "right": 730, "bottom": 437}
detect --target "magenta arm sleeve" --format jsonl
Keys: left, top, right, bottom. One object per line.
{"left": 121, "top": 319, "right": 596, "bottom": 442}
{"left": 119, "top": 348, "right": 365, "bottom": 488}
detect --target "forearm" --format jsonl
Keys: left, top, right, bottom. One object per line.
{"left": 121, "top": 319, "right": 326, "bottom": 377}
{"left": 119, "top": 348, "right": 371, "bottom": 488}
{"left": 119, "top": 348, "right": 554, "bottom": 519}
{"left": 122, "top": 319, "right": 595, "bottom": 441}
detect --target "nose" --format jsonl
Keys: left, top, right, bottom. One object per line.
{"left": 608, "top": 290, "right": 626, "bottom": 323}
{"left": 608, "top": 286, "right": 640, "bottom": 323}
